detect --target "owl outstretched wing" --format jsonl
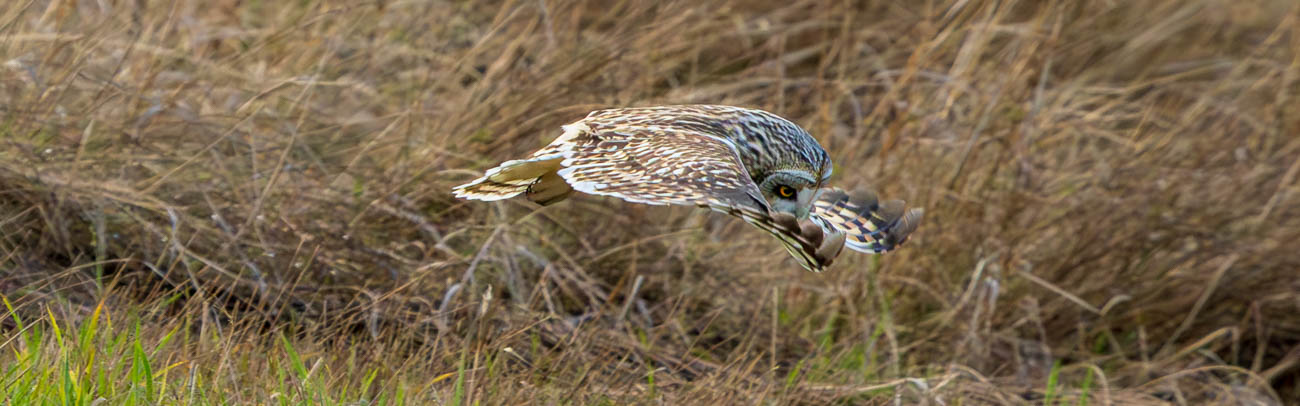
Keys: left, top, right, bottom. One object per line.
{"left": 453, "top": 108, "right": 770, "bottom": 209}
{"left": 550, "top": 121, "right": 768, "bottom": 210}
{"left": 810, "top": 188, "right": 923, "bottom": 254}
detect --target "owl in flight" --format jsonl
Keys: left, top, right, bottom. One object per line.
{"left": 453, "top": 105, "right": 922, "bottom": 272}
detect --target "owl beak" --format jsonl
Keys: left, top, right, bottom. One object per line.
{"left": 795, "top": 188, "right": 816, "bottom": 219}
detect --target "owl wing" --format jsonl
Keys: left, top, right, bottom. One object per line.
{"left": 553, "top": 121, "right": 767, "bottom": 210}
{"left": 551, "top": 121, "right": 846, "bottom": 272}
{"left": 811, "top": 188, "right": 923, "bottom": 254}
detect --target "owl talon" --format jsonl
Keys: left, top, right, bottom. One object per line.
{"left": 816, "top": 230, "right": 847, "bottom": 265}
{"left": 799, "top": 221, "right": 824, "bottom": 248}
{"left": 771, "top": 212, "right": 801, "bottom": 230}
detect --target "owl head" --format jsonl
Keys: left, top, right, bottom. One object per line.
{"left": 757, "top": 163, "right": 831, "bottom": 220}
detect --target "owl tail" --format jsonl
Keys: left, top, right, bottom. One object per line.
{"left": 452, "top": 156, "right": 574, "bottom": 205}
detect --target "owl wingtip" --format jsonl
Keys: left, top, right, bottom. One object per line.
{"left": 886, "top": 207, "right": 925, "bottom": 248}
{"left": 902, "top": 207, "right": 924, "bottom": 226}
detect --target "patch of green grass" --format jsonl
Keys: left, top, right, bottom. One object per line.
{"left": 0, "top": 295, "right": 434, "bottom": 405}
{"left": 1044, "top": 359, "right": 1063, "bottom": 405}
{"left": 1079, "top": 367, "right": 1094, "bottom": 406}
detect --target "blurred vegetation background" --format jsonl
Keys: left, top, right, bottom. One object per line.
{"left": 1, "top": 0, "right": 1298, "bottom": 404}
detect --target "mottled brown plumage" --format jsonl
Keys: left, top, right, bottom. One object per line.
{"left": 453, "top": 105, "right": 921, "bottom": 271}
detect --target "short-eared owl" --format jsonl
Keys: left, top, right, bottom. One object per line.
{"left": 453, "top": 105, "right": 921, "bottom": 272}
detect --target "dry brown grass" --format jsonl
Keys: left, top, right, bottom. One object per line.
{"left": 2, "top": 0, "right": 1299, "bottom": 404}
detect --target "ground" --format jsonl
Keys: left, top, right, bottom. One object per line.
{"left": 1, "top": 0, "right": 1298, "bottom": 404}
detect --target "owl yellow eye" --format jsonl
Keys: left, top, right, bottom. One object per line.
{"left": 776, "top": 185, "right": 796, "bottom": 199}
